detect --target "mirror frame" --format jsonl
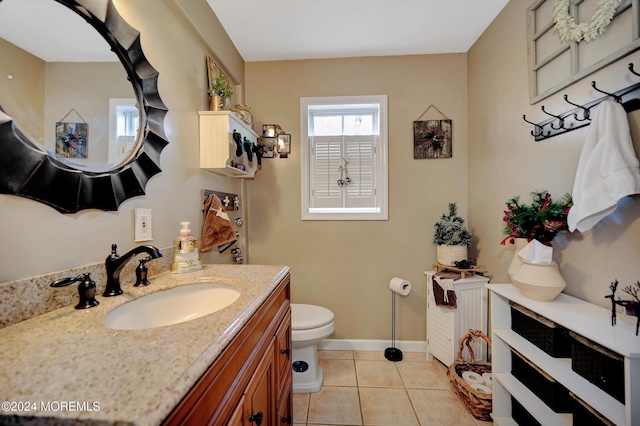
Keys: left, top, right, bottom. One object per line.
{"left": 0, "top": 0, "right": 169, "bottom": 213}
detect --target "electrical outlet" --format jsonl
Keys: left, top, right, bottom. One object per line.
{"left": 134, "top": 208, "right": 153, "bottom": 242}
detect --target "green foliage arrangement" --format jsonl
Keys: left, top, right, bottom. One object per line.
{"left": 433, "top": 202, "right": 472, "bottom": 246}
{"left": 501, "top": 189, "right": 573, "bottom": 245}
{"left": 209, "top": 71, "right": 234, "bottom": 99}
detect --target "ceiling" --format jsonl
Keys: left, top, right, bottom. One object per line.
{"left": 206, "top": 0, "right": 510, "bottom": 62}
{"left": 0, "top": 0, "right": 509, "bottom": 63}
{"left": 0, "top": 0, "right": 118, "bottom": 62}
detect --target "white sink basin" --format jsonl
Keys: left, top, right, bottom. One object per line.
{"left": 104, "top": 283, "right": 241, "bottom": 330}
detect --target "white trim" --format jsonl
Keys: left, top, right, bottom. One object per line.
{"left": 318, "top": 338, "right": 427, "bottom": 353}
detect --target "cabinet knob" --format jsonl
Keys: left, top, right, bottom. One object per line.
{"left": 281, "top": 415, "right": 293, "bottom": 424}
{"left": 249, "top": 411, "right": 263, "bottom": 425}
{"left": 281, "top": 348, "right": 291, "bottom": 356}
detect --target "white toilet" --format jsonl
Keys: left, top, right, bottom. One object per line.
{"left": 291, "top": 303, "right": 335, "bottom": 393}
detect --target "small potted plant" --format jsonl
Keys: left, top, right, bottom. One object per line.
{"left": 501, "top": 190, "right": 573, "bottom": 246}
{"left": 501, "top": 189, "right": 573, "bottom": 290}
{"left": 433, "top": 202, "right": 472, "bottom": 266}
{"left": 208, "top": 70, "right": 234, "bottom": 111}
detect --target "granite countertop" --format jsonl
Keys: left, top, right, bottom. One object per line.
{"left": 0, "top": 264, "right": 290, "bottom": 425}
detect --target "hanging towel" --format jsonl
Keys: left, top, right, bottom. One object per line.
{"left": 567, "top": 100, "right": 640, "bottom": 232}
{"left": 432, "top": 271, "right": 460, "bottom": 308}
{"left": 201, "top": 194, "right": 237, "bottom": 253}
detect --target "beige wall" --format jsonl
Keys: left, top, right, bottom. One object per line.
{"left": 245, "top": 55, "right": 469, "bottom": 341}
{"left": 468, "top": 0, "right": 640, "bottom": 307}
{"left": 44, "top": 62, "right": 131, "bottom": 164}
{"left": 0, "top": 0, "right": 244, "bottom": 282}
{"left": 246, "top": 0, "right": 640, "bottom": 341}
{"left": 3, "top": 0, "right": 639, "bottom": 340}
{"left": 0, "top": 39, "right": 46, "bottom": 141}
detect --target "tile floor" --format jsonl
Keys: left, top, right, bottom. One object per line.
{"left": 292, "top": 350, "right": 493, "bottom": 426}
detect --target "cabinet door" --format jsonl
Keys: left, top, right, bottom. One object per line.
{"left": 276, "top": 378, "right": 292, "bottom": 425}
{"left": 227, "top": 396, "right": 246, "bottom": 426}
{"left": 427, "top": 300, "right": 456, "bottom": 365}
{"left": 275, "top": 309, "right": 292, "bottom": 394}
{"left": 244, "top": 341, "right": 275, "bottom": 426}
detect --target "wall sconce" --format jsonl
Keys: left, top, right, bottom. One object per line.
{"left": 277, "top": 134, "right": 291, "bottom": 158}
{"left": 262, "top": 124, "right": 282, "bottom": 138}
{"left": 257, "top": 137, "right": 276, "bottom": 158}
{"left": 260, "top": 124, "right": 290, "bottom": 159}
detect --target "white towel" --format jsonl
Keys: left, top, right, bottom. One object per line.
{"left": 433, "top": 276, "right": 455, "bottom": 303}
{"left": 567, "top": 101, "right": 640, "bottom": 232}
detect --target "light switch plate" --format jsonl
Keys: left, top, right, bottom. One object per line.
{"left": 134, "top": 208, "right": 153, "bottom": 242}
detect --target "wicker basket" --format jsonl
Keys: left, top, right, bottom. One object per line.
{"left": 511, "top": 348, "right": 571, "bottom": 412}
{"left": 510, "top": 301, "right": 571, "bottom": 358}
{"left": 447, "top": 330, "right": 492, "bottom": 421}
{"left": 511, "top": 396, "right": 541, "bottom": 426}
{"left": 570, "top": 331, "right": 625, "bottom": 403}
{"left": 570, "top": 391, "right": 616, "bottom": 426}
{"left": 436, "top": 244, "right": 468, "bottom": 266}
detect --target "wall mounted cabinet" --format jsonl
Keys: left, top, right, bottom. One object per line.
{"left": 199, "top": 111, "right": 259, "bottom": 178}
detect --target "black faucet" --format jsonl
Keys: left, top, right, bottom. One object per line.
{"left": 103, "top": 243, "right": 163, "bottom": 297}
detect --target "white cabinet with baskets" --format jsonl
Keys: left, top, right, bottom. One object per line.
{"left": 425, "top": 271, "right": 489, "bottom": 366}
{"left": 199, "top": 111, "right": 259, "bottom": 178}
{"left": 488, "top": 284, "right": 640, "bottom": 426}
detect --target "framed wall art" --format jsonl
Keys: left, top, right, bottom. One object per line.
{"left": 55, "top": 121, "right": 88, "bottom": 159}
{"left": 413, "top": 119, "right": 452, "bottom": 159}
{"left": 527, "top": 0, "right": 640, "bottom": 103}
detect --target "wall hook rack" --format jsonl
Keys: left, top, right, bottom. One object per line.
{"left": 522, "top": 115, "right": 544, "bottom": 137}
{"left": 201, "top": 189, "right": 240, "bottom": 211}
{"left": 540, "top": 106, "right": 565, "bottom": 130}
{"left": 563, "top": 95, "right": 590, "bottom": 122}
{"left": 523, "top": 63, "right": 640, "bottom": 141}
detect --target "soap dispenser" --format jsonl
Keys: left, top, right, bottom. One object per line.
{"left": 170, "top": 221, "right": 203, "bottom": 273}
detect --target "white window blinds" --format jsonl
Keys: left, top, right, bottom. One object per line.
{"left": 310, "top": 135, "right": 376, "bottom": 209}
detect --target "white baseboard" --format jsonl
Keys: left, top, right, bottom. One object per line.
{"left": 317, "top": 339, "right": 427, "bottom": 353}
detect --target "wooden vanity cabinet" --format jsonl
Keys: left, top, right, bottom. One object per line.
{"left": 164, "top": 275, "right": 291, "bottom": 426}
{"left": 275, "top": 310, "right": 293, "bottom": 424}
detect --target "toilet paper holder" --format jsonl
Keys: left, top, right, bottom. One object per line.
{"left": 385, "top": 277, "right": 411, "bottom": 362}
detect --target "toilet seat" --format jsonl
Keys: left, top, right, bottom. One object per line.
{"left": 291, "top": 304, "right": 334, "bottom": 330}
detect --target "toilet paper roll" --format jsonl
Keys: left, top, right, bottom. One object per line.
{"left": 389, "top": 277, "right": 411, "bottom": 296}
{"left": 461, "top": 371, "right": 484, "bottom": 385}
{"left": 470, "top": 383, "right": 492, "bottom": 394}
{"left": 482, "top": 372, "right": 493, "bottom": 387}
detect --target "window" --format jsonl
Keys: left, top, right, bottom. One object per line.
{"left": 301, "top": 95, "right": 388, "bottom": 220}
{"left": 108, "top": 98, "right": 139, "bottom": 164}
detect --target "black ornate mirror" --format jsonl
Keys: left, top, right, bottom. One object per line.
{"left": 0, "top": 0, "right": 169, "bottom": 213}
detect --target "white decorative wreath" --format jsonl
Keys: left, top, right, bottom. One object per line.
{"left": 553, "top": 0, "right": 621, "bottom": 43}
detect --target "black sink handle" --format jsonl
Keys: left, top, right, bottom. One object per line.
{"left": 51, "top": 273, "right": 100, "bottom": 309}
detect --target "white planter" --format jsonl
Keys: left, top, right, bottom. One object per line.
{"left": 507, "top": 238, "right": 529, "bottom": 283}
{"left": 511, "top": 260, "right": 567, "bottom": 302}
{"left": 436, "top": 245, "right": 468, "bottom": 266}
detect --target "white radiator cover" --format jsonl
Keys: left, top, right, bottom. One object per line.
{"left": 425, "top": 271, "right": 489, "bottom": 366}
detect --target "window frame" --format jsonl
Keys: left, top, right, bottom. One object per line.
{"left": 300, "top": 95, "right": 388, "bottom": 221}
